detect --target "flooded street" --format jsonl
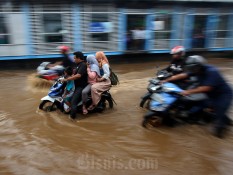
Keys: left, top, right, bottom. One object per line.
{"left": 0, "top": 57, "right": 233, "bottom": 175}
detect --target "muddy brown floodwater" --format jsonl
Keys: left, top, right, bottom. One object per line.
{"left": 0, "top": 57, "right": 233, "bottom": 175}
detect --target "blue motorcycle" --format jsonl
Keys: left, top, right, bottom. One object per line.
{"left": 140, "top": 78, "right": 212, "bottom": 128}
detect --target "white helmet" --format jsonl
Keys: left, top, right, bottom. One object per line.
{"left": 170, "top": 46, "right": 185, "bottom": 56}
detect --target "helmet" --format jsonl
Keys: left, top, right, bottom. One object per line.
{"left": 57, "top": 45, "right": 69, "bottom": 52}
{"left": 170, "top": 46, "right": 185, "bottom": 56}
{"left": 185, "top": 55, "right": 207, "bottom": 73}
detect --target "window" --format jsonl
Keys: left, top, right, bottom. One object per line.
{"left": 216, "top": 15, "right": 228, "bottom": 38}
{"left": 43, "top": 14, "right": 63, "bottom": 42}
{"left": 192, "top": 15, "right": 207, "bottom": 48}
{"left": 0, "top": 14, "right": 10, "bottom": 44}
{"left": 153, "top": 13, "right": 172, "bottom": 49}
{"left": 89, "top": 14, "right": 109, "bottom": 41}
{"left": 213, "top": 15, "right": 230, "bottom": 48}
{"left": 154, "top": 14, "right": 171, "bottom": 39}
{"left": 126, "top": 14, "right": 146, "bottom": 50}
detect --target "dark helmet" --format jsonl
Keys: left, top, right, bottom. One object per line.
{"left": 170, "top": 46, "right": 185, "bottom": 56}
{"left": 185, "top": 55, "right": 207, "bottom": 73}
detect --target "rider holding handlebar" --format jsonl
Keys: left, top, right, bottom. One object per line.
{"left": 162, "top": 55, "right": 233, "bottom": 138}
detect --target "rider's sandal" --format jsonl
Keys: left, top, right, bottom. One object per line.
{"left": 82, "top": 106, "right": 88, "bottom": 115}
{"left": 83, "top": 108, "right": 88, "bottom": 115}
{"left": 87, "top": 105, "right": 96, "bottom": 111}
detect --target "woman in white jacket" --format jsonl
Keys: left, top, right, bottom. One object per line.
{"left": 87, "top": 51, "right": 111, "bottom": 111}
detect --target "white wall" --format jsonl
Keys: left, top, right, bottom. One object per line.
{"left": 0, "top": 13, "right": 28, "bottom": 56}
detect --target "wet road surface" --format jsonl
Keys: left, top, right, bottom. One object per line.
{"left": 0, "top": 57, "right": 233, "bottom": 175}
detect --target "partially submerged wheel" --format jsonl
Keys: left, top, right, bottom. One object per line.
{"left": 39, "top": 100, "right": 57, "bottom": 112}
{"left": 106, "top": 98, "right": 114, "bottom": 109}
{"left": 142, "top": 116, "right": 162, "bottom": 128}
{"left": 140, "top": 99, "right": 150, "bottom": 109}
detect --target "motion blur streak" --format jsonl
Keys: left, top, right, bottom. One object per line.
{"left": 0, "top": 58, "right": 233, "bottom": 175}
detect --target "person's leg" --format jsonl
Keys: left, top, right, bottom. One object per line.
{"left": 82, "top": 84, "right": 91, "bottom": 104}
{"left": 213, "top": 93, "right": 232, "bottom": 138}
{"left": 82, "top": 84, "right": 91, "bottom": 114}
{"left": 88, "top": 80, "right": 111, "bottom": 110}
{"left": 70, "top": 87, "right": 83, "bottom": 119}
{"left": 88, "top": 83, "right": 102, "bottom": 110}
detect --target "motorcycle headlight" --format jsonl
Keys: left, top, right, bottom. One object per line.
{"left": 147, "top": 85, "right": 161, "bottom": 93}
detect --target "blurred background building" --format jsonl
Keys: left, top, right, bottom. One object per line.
{"left": 0, "top": 0, "right": 232, "bottom": 60}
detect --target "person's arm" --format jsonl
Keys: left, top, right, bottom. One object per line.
{"left": 181, "top": 86, "right": 212, "bottom": 96}
{"left": 63, "top": 63, "right": 86, "bottom": 82}
{"left": 65, "top": 74, "right": 81, "bottom": 81}
{"left": 161, "top": 73, "right": 188, "bottom": 83}
{"left": 87, "top": 68, "right": 97, "bottom": 79}
{"left": 98, "top": 64, "right": 110, "bottom": 82}
{"left": 54, "top": 61, "right": 62, "bottom": 66}
{"left": 61, "top": 73, "right": 81, "bottom": 83}
{"left": 181, "top": 67, "right": 219, "bottom": 96}
{"left": 62, "top": 88, "right": 68, "bottom": 98}
{"left": 46, "top": 61, "right": 62, "bottom": 68}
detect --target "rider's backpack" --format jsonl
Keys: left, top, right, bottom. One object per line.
{"left": 109, "top": 68, "right": 119, "bottom": 86}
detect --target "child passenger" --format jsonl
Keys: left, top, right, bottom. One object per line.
{"left": 62, "top": 67, "right": 75, "bottom": 112}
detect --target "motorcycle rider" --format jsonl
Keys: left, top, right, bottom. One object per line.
{"left": 87, "top": 51, "right": 111, "bottom": 111}
{"left": 160, "top": 46, "right": 189, "bottom": 88}
{"left": 164, "top": 45, "right": 186, "bottom": 75}
{"left": 161, "top": 55, "right": 233, "bottom": 138}
{"left": 62, "top": 66, "right": 75, "bottom": 113}
{"left": 82, "top": 55, "right": 101, "bottom": 115}
{"left": 61, "top": 51, "right": 88, "bottom": 119}
{"left": 47, "top": 45, "right": 75, "bottom": 69}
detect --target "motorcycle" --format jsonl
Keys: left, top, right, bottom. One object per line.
{"left": 141, "top": 80, "right": 214, "bottom": 128}
{"left": 140, "top": 69, "right": 214, "bottom": 128}
{"left": 37, "top": 62, "right": 65, "bottom": 81}
{"left": 39, "top": 77, "right": 116, "bottom": 114}
{"left": 140, "top": 68, "right": 199, "bottom": 109}
{"left": 140, "top": 69, "right": 173, "bottom": 108}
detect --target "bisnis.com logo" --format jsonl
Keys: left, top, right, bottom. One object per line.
{"left": 76, "top": 153, "right": 158, "bottom": 170}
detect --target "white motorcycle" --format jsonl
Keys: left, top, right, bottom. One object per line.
{"left": 39, "top": 77, "right": 68, "bottom": 112}
{"left": 37, "top": 62, "right": 65, "bottom": 81}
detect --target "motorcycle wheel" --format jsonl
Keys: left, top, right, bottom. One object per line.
{"left": 142, "top": 116, "right": 162, "bottom": 128}
{"left": 140, "top": 98, "right": 150, "bottom": 108}
{"left": 103, "top": 98, "right": 113, "bottom": 109}
{"left": 105, "top": 97, "right": 114, "bottom": 109}
{"left": 39, "top": 100, "right": 57, "bottom": 112}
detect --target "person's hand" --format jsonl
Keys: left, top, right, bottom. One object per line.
{"left": 61, "top": 78, "right": 67, "bottom": 83}
{"left": 160, "top": 80, "right": 167, "bottom": 84}
{"left": 180, "top": 90, "right": 191, "bottom": 96}
{"left": 97, "top": 77, "right": 102, "bottom": 82}
{"left": 46, "top": 64, "right": 53, "bottom": 69}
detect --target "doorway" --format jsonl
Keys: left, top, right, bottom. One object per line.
{"left": 126, "top": 14, "right": 146, "bottom": 51}
{"left": 192, "top": 15, "right": 207, "bottom": 48}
